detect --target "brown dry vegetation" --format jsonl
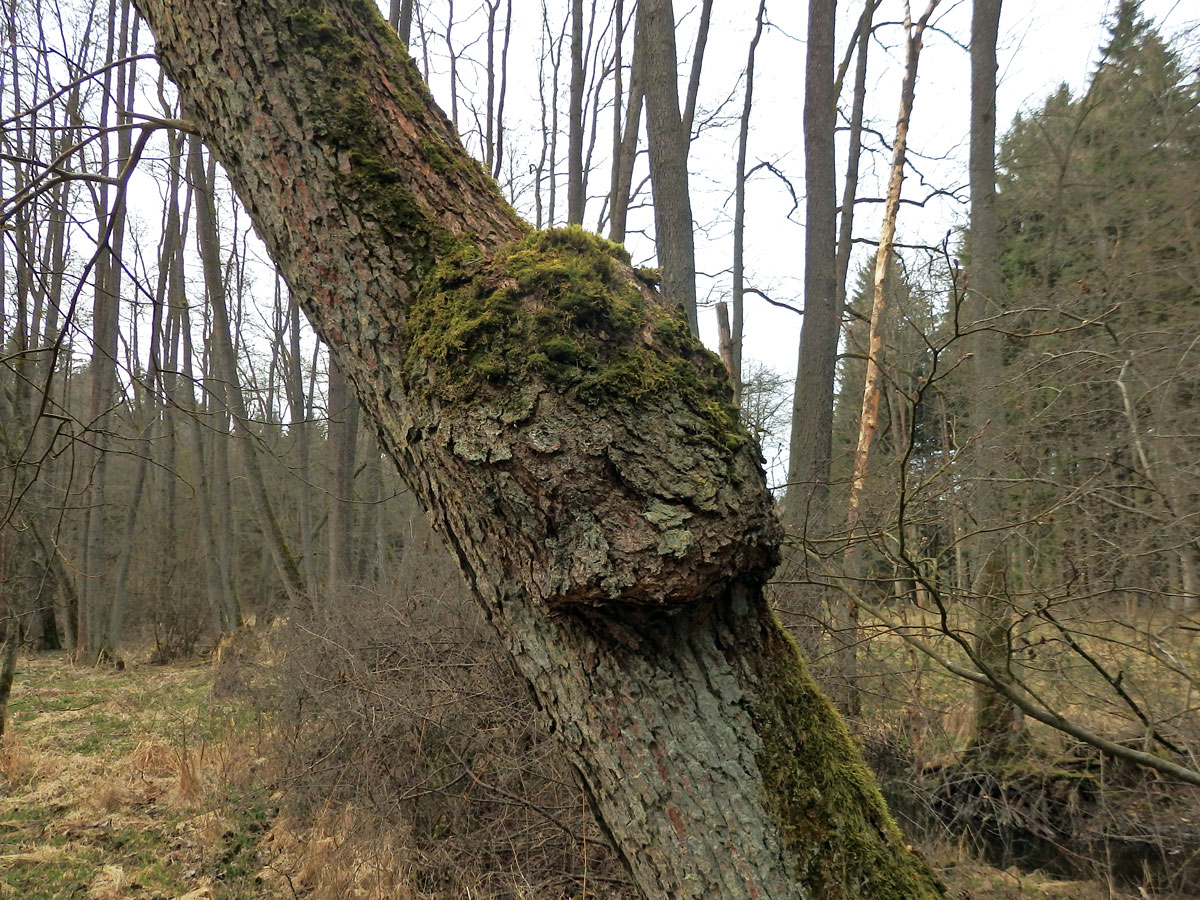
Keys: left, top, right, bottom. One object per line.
{"left": 0, "top": 653, "right": 280, "bottom": 900}
{"left": 0, "top": 607, "right": 1186, "bottom": 900}
{"left": 836, "top": 603, "right": 1200, "bottom": 898}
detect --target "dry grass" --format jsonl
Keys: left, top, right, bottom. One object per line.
{"left": 4, "top": 624, "right": 1179, "bottom": 900}
{"left": 259, "top": 808, "right": 417, "bottom": 900}
{"left": 0, "top": 651, "right": 277, "bottom": 900}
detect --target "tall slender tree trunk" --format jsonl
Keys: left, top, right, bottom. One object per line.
{"left": 133, "top": 3, "right": 946, "bottom": 898}
{"left": 779, "top": 0, "right": 838, "bottom": 658}
{"left": 107, "top": 135, "right": 180, "bottom": 654}
{"left": 636, "top": 0, "right": 699, "bottom": 335}
{"left": 965, "top": 0, "right": 1022, "bottom": 762}
{"left": 837, "top": 0, "right": 940, "bottom": 715}
{"left": 608, "top": 1, "right": 642, "bottom": 244}
{"left": 0, "top": 608, "right": 17, "bottom": 738}
{"left": 388, "top": 0, "right": 414, "bottom": 43}
{"left": 79, "top": 0, "right": 136, "bottom": 662}
{"left": 357, "top": 437, "right": 383, "bottom": 586}
{"left": 788, "top": 0, "right": 838, "bottom": 510}
{"left": 284, "top": 286, "right": 319, "bottom": 598}
{"left": 325, "top": 356, "right": 359, "bottom": 591}
{"left": 190, "top": 137, "right": 306, "bottom": 612}
{"left": 730, "top": 0, "right": 768, "bottom": 409}
{"left": 540, "top": 5, "right": 568, "bottom": 228}
{"left": 834, "top": 0, "right": 878, "bottom": 315}
{"left": 566, "top": 0, "right": 585, "bottom": 224}
{"left": 207, "top": 337, "right": 239, "bottom": 631}
{"left": 172, "top": 162, "right": 238, "bottom": 629}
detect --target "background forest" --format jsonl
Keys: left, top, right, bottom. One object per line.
{"left": 1, "top": 0, "right": 1199, "bottom": 898}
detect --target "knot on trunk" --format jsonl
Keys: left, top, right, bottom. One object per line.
{"left": 401, "top": 227, "right": 781, "bottom": 609}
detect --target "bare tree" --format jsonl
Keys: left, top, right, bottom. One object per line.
{"left": 778, "top": 0, "right": 838, "bottom": 657}
{"left": 132, "top": 1, "right": 947, "bottom": 897}
{"left": 963, "top": 0, "right": 1022, "bottom": 761}
{"left": 635, "top": 0, "right": 703, "bottom": 334}
{"left": 729, "top": 0, "right": 768, "bottom": 408}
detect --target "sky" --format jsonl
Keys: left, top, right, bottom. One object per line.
{"left": 713, "top": 0, "right": 1195, "bottom": 364}
{"left": 108, "top": 0, "right": 1196, "bottom": 484}
{"left": 678, "top": 0, "right": 1196, "bottom": 484}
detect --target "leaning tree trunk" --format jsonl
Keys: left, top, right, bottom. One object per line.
{"left": 134, "top": 3, "right": 944, "bottom": 898}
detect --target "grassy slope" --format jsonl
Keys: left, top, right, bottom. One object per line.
{"left": 0, "top": 651, "right": 1142, "bottom": 900}
{"left": 0, "top": 653, "right": 276, "bottom": 900}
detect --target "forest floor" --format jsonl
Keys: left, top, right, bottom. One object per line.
{"left": 0, "top": 650, "right": 1144, "bottom": 900}
{"left": 0, "top": 652, "right": 283, "bottom": 900}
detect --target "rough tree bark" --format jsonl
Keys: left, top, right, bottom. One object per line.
{"left": 133, "top": 2, "right": 944, "bottom": 898}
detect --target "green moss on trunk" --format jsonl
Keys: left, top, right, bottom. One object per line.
{"left": 404, "top": 226, "right": 747, "bottom": 454}
{"left": 750, "top": 615, "right": 946, "bottom": 899}
{"left": 282, "top": 0, "right": 516, "bottom": 280}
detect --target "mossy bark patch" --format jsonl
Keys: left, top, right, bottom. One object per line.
{"left": 748, "top": 617, "right": 946, "bottom": 899}
{"left": 281, "top": 1, "right": 447, "bottom": 275}
{"left": 281, "top": 0, "right": 518, "bottom": 282}
{"left": 404, "top": 226, "right": 746, "bottom": 454}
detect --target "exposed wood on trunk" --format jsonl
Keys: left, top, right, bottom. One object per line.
{"left": 715, "top": 300, "right": 735, "bottom": 381}
{"left": 846, "top": 0, "right": 938, "bottom": 532}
